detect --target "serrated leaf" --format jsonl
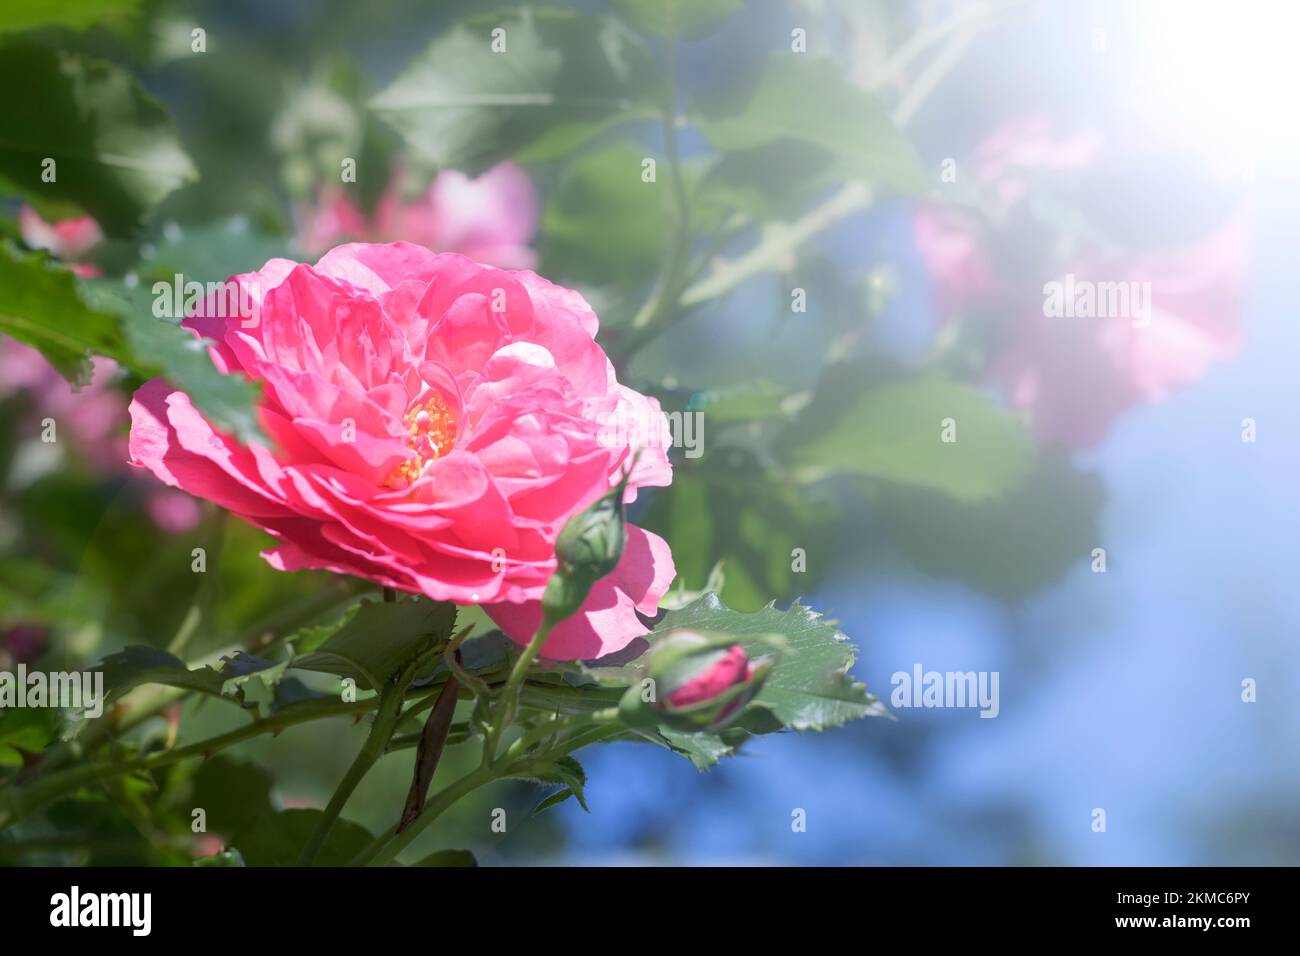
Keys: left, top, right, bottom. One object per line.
{"left": 291, "top": 597, "right": 456, "bottom": 691}
{"left": 784, "top": 364, "right": 1035, "bottom": 502}
{"left": 95, "top": 646, "right": 285, "bottom": 708}
{"left": 0, "top": 243, "right": 131, "bottom": 386}
{"left": 515, "top": 755, "right": 589, "bottom": 811}
{"left": 654, "top": 726, "right": 734, "bottom": 769}
{"left": 219, "top": 653, "right": 289, "bottom": 715}
{"left": 97, "top": 646, "right": 226, "bottom": 699}
{"left": 371, "top": 8, "right": 658, "bottom": 175}
{"left": 691, "top": 55, "right": 925, "bottom": 195}
{"left": 654, "top": 593, "right": 886, "bottom": 731}
{"left": 80, "top": 273, "right": 265, "bottom": 443}
{"left": 532, "top": 788, "right": 575, "bottom": 815}
{"left": 0, "top": 42, "right": 196, "bottom": 236}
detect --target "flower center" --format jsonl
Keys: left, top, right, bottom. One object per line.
{"left": 388, "top": 393, "right": 457, "bottom": 488}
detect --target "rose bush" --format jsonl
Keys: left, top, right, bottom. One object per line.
{"left": 128, "top": 241, "right": 674, "bottom": 659}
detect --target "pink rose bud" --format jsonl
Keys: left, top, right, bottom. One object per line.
{"left": 665, "top": 644, "right": 752, "bottom": 709}
{"left": 624, "top": 630, "right": 770, "bottom": 732}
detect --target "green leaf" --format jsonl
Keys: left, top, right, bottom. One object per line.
{"left": 613, "top": 0, "right": 744, "bottom": 37}
{"left": 79, "top": 276, "right": 265, "bottom": 443}
{"left": 539, "top": 144, "right": 669, "bottom": 288}
{"left": 653, "top": 726, "right": 734, "bottom": 769}
{"left": 371, "top": 8, "right": 658, "bottom": 175}
{"left": 532, "top": 788, "right": 575, "bottom": 815}
{"left": 0, "top": 0, "right": 140, "bottom": 35}
{"left": 412, "top": 848, "right": 478, "bottom": 867}
{"left": 517, "top": 755, "right": 590, "bottom": 811}
{"left": 783, "top": 364, "right": 1034, "bottom": 502}
{"left": 97, "top": 646, "right": 226, "bottom": 699}
{"left": 0, "top": 42, "right": 196, "bottom": 236}
{"left": 654, "top": 593, "right": 886, "bottom": 731}
{"left": 0, "top": 243, "right": 130, "bottom": 386}
{"left": 691, "top": 55, "right": 926, "bottom": 194}
{"left": 0, "top": 705, "right": 59, "bottom": 767}
{"left": 96, "top": 646, "right": 285, "bottom": 707}
{"left": 230, "top": 809, "right": 373, "bottom": 867}
{"left": 291, "top": 597, "right": 457, "bottom": 691}
{"left": 0, "top": 240, "right": 264, "bottom": 441}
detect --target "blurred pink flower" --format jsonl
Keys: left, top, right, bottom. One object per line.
{"left": 992, "top": 221, "right": 1247, "bottom": 447}
{"left": 914, "top": 117, "right": 1246, "bottom": 448}
{"left": 0, "top": 339, "right": 128, "bottom": 472}
{"left": 298, "top": 164, "right": 538, "bottom": 270}
{"left": 128, "top": 241, "right": 674, "bottom": 659}
{"left": 19, "top": 205, "right": 104, "bottom": 261}
{"left": 146, "top": 488, "right": 204, "bottom": 533}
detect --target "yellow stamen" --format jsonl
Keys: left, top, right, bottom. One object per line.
{"left": 388, "top": 393, "right": 457, "bottom": 487}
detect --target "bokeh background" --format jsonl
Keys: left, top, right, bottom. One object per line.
{"left": 2, "top": 0, "right": 1296, "bottom": 865}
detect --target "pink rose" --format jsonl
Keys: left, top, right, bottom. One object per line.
{"left": 913, "top": 117, "right": 1246, "bottom": 448}
{"left": 298, "top": 164, "right": 538, "bottom": 271}
{"left": 128, "top": 241, "right": 675, "bottom": 660}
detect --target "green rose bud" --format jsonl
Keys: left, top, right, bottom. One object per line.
{"left": 540, "top": 472, "right": 629, "bottom": 630}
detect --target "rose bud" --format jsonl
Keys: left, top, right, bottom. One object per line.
{"left": 622, "top": 630, "right": 771, "bottom": 732}
{"left": 540, "top": 471, "right": 629, "bottom": 631}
